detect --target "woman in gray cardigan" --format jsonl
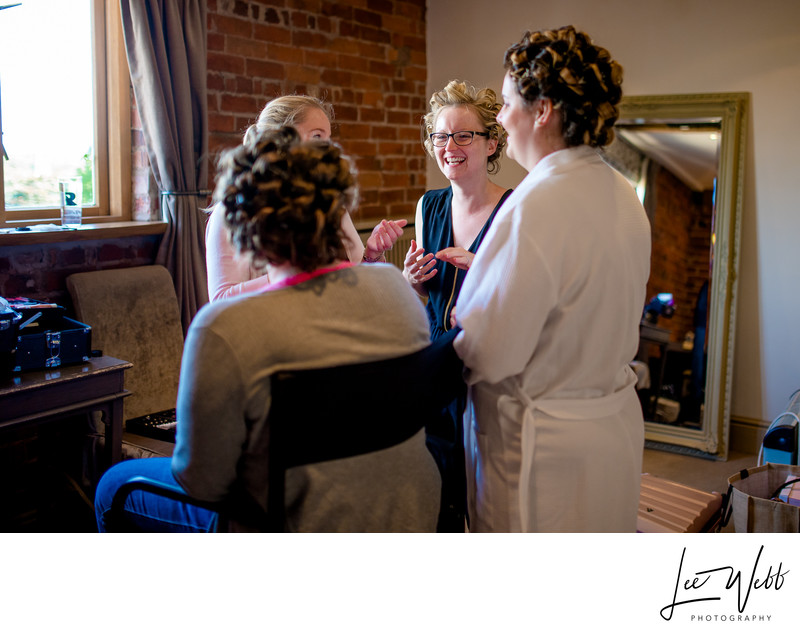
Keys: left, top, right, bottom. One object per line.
{"left": 95, "top": 127, "right": 441, "bottom": 532}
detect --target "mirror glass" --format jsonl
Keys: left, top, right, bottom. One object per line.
{"left": 604, "top": 93, "right": 748, "bottom": 459}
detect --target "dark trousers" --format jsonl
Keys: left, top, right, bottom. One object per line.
{"left": 425, "top": 391, "right": 467, "bottom": 533}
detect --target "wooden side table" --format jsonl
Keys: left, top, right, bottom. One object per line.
{"left": 0, "top": 356, "right": 132, "bottom": 469}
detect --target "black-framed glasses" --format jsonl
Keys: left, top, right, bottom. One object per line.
{"left": 429, "top": 130, "right": 489, "bottom": 147}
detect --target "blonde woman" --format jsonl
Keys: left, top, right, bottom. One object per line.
{"left": 206, "top": 95, "right": 406, "bottom": 301}
{"left": 403, "top": 80, "right": 511, "bottom": 340}
{"left": 403, "top": 80, "right": 511, "bottom": 532}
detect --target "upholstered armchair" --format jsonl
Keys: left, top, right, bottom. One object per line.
{"left": 66, "top": 265, "right": 183, "bottom": 461}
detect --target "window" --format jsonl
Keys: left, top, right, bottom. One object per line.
{"left": 0, "top": 0, "right": 130, "bottom": 228}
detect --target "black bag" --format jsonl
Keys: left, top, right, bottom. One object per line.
{"left": 13, "top": 306, "right": 91, "bottom": 371}
{"left": 0, "top": 298, "right": 22, "bottom": 377}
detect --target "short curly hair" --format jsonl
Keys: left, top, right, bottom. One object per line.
{"left": 213, "top": 126, "right": 357, "bottom": 273}
{"left": 422, "top": 80, "right": 507, "bottom": 175}
{"left": 503, "top": 26, "right": 623, "bottom": 148}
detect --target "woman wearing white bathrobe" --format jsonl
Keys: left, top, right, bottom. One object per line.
{"left": 453, "top": 26, "right": 651, "bottom": 532}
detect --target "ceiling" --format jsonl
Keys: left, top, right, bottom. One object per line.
{"left": 617, "top": 126, "right": 721, "bottom": 192}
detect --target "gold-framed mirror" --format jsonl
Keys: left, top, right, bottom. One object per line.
{"left": 607, "top": 93, "right": 749, "bottom": 460}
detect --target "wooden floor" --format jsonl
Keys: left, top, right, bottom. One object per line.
{"left": 3, "top": 425, "right": 761, "bottom": 532}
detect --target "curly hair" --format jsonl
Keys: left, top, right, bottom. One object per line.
{"left": 422, "top": 80, "right": 507, "bottom": 175}
{"left": 213, "top": 126, "right": 357, "bottom": 273}
{"left": 243, "top": 95, "right": 334, "bottom": 145}
{"left": 503, "top": 26, "right": 623, "bottom": 148}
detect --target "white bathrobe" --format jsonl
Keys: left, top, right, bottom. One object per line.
{"left": 454, "top": 145, "right": 651, "bottom": 532}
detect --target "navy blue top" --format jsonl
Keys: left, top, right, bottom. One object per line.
{"left": 421, "top": 187, "right": 513, "bottom": 340}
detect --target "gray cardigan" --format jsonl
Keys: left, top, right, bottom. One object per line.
{"left": 172, "top": 264, "right": 441, "bottom": 532}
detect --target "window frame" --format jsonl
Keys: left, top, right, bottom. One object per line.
{"left": 0, "top": 0, "right": 131, "bottom": 229}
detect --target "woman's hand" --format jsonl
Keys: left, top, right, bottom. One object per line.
{"left": 436, "top": 247, "right": 474, "bottom": 271}
{"left": 403, "top": 239, "right": 437, "bottom": 295}
{"left": 363, "top": 219, "right": 408, "bottom": 262}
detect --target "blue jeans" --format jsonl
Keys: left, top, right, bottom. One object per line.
{"left": 95, "top": 457, "right": 216, "bottom": 532}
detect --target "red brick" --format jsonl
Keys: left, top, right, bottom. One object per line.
{"left": 381, "top": 157, "right": 410, "bottom": 172}
{"left": 199, "top": 0, "right": 427, "bottom": 284}
{"left": 394, "top": 33, "right": 425, "bottom": 53}
{"left": 292, "top": 30, "right": 330, "bottom": 48}
{"left": 396, "top": 1, "right": 425, "bottom": 20}
{"left": 253, "top": 23, "right": 292, "bottom": 44}
{"left": 360, "top": 90, "right": 384, "bottom": 107}
{"left": 98, "top": 243, "right": 128, "bottom": 263}
{"left": 338, "top": 20, "right": 358, "bottom": 39}
{"left": 207, "top": 51, "right": 246, "bottom": 75}
{"left": 403, "top": 65, "right": 426, "bottom": 82}
{"left": 320, "top": 68, "right": 353, "bottom": 87}
{"left": 382, "top": 15, "right": 413, "bottom": 35}
{"left": 358, "top": 172, "right": 382, "bottom": 189}
{"left": 377, "top": 141, "right": 404, "bottom": 154}
{"left": 230, "top": 0, "right": 250, "bottom": 19}
{"left": 267, "top": 43, "right": 304, "bottom": 64}
{"left": 366, "top": 0, "right": 393, "bottom": 14}
{"left": 247, "top": 59, "right": 286, "bottom": 81}
{"left": 352, "top": 74, "right": 381, "bottom": 90}
{"left": 262, "top": 7, "right": 285, "bottom": 25}
{"left": 353, "top": 9, "right": 382, "bottom": 28}
{"left": 359, "top": 107, "right": 384, "bottom": 123}
{"left": 368, "top": 59, "right": 396, "bottom": 76}
{"left": 208, "top": 32, "right": 225, "bottom": 52}
{"left": 342, "top": 140, "right": 376, "bottom": 158}
{"left": 386, "top": 110, "right": 411, "bottom": 126}
{"left": 227, "top": 35, "right": 268, "bottom": 58}
{"left": 338, "top": 122, "right": 372, "bottom": 140}
{"left": 379, "top": 189, "right": 405, "bottom": 205}
{"left": 333, "top": 104, "right": 359, "bottom": 121}
{"left": 357, "top": 25, "right": 391, "bottom": 44}
{"left": 357, "top": 40, "right": 384, "bottom": 59}
{"left": 210, "top": 13, "right": 252, "bottom": 37}
{"left": 337, "top": 53, "right": 370, "bottom": 73}
{"left": 316, "top": 16, "right": 333, "bottom": 33}
{"left": 207, "top": 73, "right": 226, "bottom": 91}
{"left": 383, "top": 173, "right": 410, "bottom": 187}
{"left": 208, "top": 113, "right": 237, "bottom": 133}
{"left": 329, "top": 37, "right": 360, "bottom": 54}
{"left": 303, "top": 49, "right": 329, "bottom": 68}
{"left": 370, "top": 125, "right": 397, "bottom": 140}
{"left": 320, "top": 2, "right": 350, "bottom": 20}
{"left": 292, "top": 0, "right": 324, "bottom": 14}
{"left": 396, "top": 127, "right": 419, "bottom": 141}
{"left": 285, "top": 64, "right": 322, "bottom": 85}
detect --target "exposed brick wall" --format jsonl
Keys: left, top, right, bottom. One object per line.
{"left": 0, "top": 236, "right": 161, "bottom": 315}
{"left": 3, "top": 1, "right": 427, "bottom": 312}
{"left": 205, "top": 0, "right": 428, "bottom": 223}
{"left": 646, "top": 164, "right": 713, "bottom": 343}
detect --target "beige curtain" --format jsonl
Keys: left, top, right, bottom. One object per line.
{"left": 119, "top": 0, "right": 209, "bottom": 332}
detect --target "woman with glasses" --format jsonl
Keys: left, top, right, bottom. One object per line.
{"left": 404, "top": 81, "right": 511, "bottom": 339}
{"left": 403, "top": 80, "right": 512, "bottom": 532}
{"left": 452, "top": 26, "right": 651, "bottom": 532}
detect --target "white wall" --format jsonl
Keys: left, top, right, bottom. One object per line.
{"left": 426, "top": 0, "right": 800, "bottom": 426}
